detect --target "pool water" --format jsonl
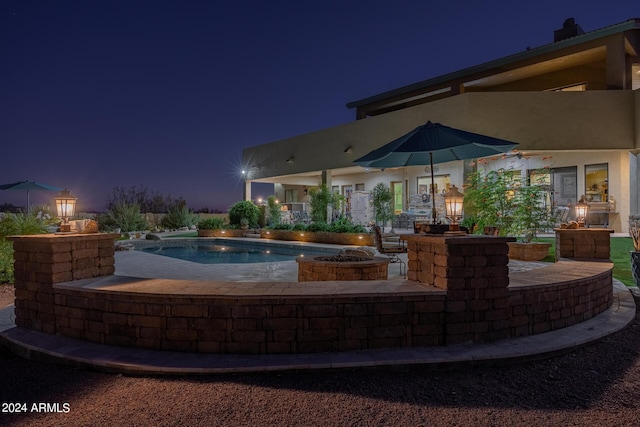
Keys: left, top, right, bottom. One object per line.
{"left": 140, "top": 242, "right": 336, "bottom": 264}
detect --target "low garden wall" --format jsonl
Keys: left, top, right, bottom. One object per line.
{"left": 296, "top": 256, "right": 390, "bottom": 281}
{"left": 261, "top": 230, "right": 374, "bottom": 246}
{"left": 9, "top": 230, "right": 614, "bottom": 354}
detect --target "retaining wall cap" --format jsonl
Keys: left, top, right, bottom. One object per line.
{"left": 8, "top": 233, "right": 120, "bottom": 242}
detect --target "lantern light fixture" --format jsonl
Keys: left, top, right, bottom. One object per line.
{"left": 443, "top": 185, "right": 465, "bottom": 231}
{"left": 55, "top": 189, "right": 78, "bottom": 233}
{"left": 575, "top": 201, "right": 589, "bottom": 227}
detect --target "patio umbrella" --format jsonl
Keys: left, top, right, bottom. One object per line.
{"left": 0, "top": 180, "right": 63, "bottom": 212}
{"left": 354, "top": 121, "right": 518, "bottom": 224}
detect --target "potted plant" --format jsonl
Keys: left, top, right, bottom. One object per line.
{"left": 465, "top": 167, "right": 553, "bottom": 261}
{"left": 505, "top": 177, "right": 555, "bottom": 260}
{"left": 630, "top": 217, "right": 640, "bottom": 287}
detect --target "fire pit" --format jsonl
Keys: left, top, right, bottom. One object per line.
{"left": 296, "top": 255, "right": 390, "bottom": 281}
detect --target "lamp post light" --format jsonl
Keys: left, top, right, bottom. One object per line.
{"left": 443, "top": 185, "right": 464, "bottom": 231}
{"left": 54, "top": 189, "right": 77, "bottom": 232}
{"left": 575, "top": 201, "right": 589, "bottom": 228}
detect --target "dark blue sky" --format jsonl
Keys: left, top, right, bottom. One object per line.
{"left": 1, "top": 1, "right": 635, "bottom": 212}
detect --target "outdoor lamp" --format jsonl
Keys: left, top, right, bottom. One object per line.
{"left": 55, "top": 189, "right": 77, "bottom": 232}
{"left": 444, "top": 185, "right": 465, "bottom": 230}
{"left": 575, "top": 201, "right": 589, "bottom": 228}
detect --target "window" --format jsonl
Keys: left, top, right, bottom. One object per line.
{"left": 552, "top": 166, "right": 577, "bottom": 206}
{"left": 417, "top": 175, "right": 451, "bottom": 201}
{"left": 355, "top": 183, "right": 365, "bottom": 191}
{"left": 585, "top": 163, "right": 608, "bottom": 202}
{"left": 285, "top": 189, "right": 298, "bottom": 203}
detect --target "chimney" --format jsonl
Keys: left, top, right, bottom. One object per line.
{"left": 554, "top": 18, "right": 585, "bottom": 42}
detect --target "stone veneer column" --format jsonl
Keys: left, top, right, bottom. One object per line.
{"left": 554, "top": 228, "right": 613, "bottom": 261}
{"left": 9, "top": 233, "right": 118, "bottom": 333}
{"left": 404, "top": 234, "right": 515, "bottom": 344}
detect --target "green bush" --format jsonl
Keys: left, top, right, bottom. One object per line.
{"left": 0, "top": 212, "right": 50, "bottom": 284}
{"left": 270, "top": 223, "right": 293, "bottom": 230}
{"left": 267, "top": 196, "right": 281, "bottom": 226}
{"left": 307, "top": 222, "right": 329, "bottom": 232}
{"left": 327, "top": 217, "right": 367, "bottom": 233}
{"left": 371, "top": 182, "right": 393, "bottom": 227}
{"left": 161, "top": 205, "right": 198, "bottom": 229}
{"left": 197, "top": 217, "right": 225, "bottom": 230}
{"left": 0, "top": 212, "right": 48, "bottom": 237}
{"left": 308, "top": 185, "right": 344, "bottom": 223}
{"left": 228, "top": 201, "right": 260, "bottom": 227}
{"left": 0, "top": 240, "right": 13, "bottom": 284}
{"left": 292, "top": 223, "right": 307, "bottom": 231}
{"left": 95, "top": 203, "right": 147, "bottom": 232}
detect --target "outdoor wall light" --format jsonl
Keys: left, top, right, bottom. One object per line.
{"left": 344, "top": 146, "right": 353, "bottom": 154}
{"left": 443, "top": 185, "right": 464, "bottom": 230}
{"left": 54, "top": 189, "right": 77, "bottom": 233}
{"left": 575, "top": 201, "right": 589, "bottom": 227}
{"left": 286, "top": 157, "right": 294, "bottom": 164}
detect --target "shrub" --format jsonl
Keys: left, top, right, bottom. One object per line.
{"left": 309, "top": 185, "right": 334, "bottom": 223}
{"left": 228, "top": 201, "right": 260, "bottom": 227}
{"left": 292, "top": 223, "right": 307, "bottom": 231}
{"left": 161, "top": 205, "right": 198, "bottom": 229}
{"left": 0, "top": 212, "right": 50, "bottom": 284}
{"left": 307, "top": 222, "right": 329, "bottom": 232}
{"left": 95, "top": 203, "right": 147, "bottom": 232}
{"left": 267, "top": 196, "right": 281, "bottom": 226}
{"left": 270, "top": 223, "right": 293, "bottom": 230}
{"left": 371, "top": 182, "right": 394, "bottom": 228}
{"left": 0, "top": 240, "right": 13, "bottom": 284}
{"left": 197, "top": 217, "right": 225, "bottom": 230}
{"left": 0, "top": 212, "right": 48, "bottom": 237}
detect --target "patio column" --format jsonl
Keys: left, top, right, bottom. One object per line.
{"left": 9, "top": 233, "right": 118, "bottom": 335}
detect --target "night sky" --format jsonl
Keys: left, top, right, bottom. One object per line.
{"left": 1, "top": 1, "right": 635, "bottom": 212}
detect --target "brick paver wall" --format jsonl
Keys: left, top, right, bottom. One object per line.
{"left": 52, "top": 288, "right": 447, "bottom": 353}
{"left": 297, "top": 257, "right": 389, "bottom": 281}
{"left": 11, "top": 231, "right": 614, "bottom": 354}
{"left": 10, "top": 233, "right": 118, "bottom": 334}
{"left": 555, "top": 228, "right": 613, "bottom": 260}
{"left": 405, "top": 235, "right": 515, "bottom": 344}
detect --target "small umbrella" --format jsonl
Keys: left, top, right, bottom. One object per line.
{"left": 0, "top": 180, "right": 64, "bottom": 212}
{"left": 354, "top": 121, "right": 518, "bottom": 223}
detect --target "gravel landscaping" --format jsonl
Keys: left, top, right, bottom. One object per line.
{"left": 1, "top": 284, "right": 639, "bottom": 426}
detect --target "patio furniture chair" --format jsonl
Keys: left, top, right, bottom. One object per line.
{"left": 372, "top": 225, "right": 407, "bottom": 277}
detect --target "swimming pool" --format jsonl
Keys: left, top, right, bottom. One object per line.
{"left": 133, "top": 238, "right": 340, "bottom": 264}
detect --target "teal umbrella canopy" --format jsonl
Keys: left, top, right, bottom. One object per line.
{"left": 0, "top": 180, "right": 63, "bottom": 212}
{"left": 354, "top": 121, "right": 518, "bottom": 223}
{"left": 354, "top": 121, "right": 518, "bottom": 168}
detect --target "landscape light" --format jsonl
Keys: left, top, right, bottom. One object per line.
{"left": 443, "top": 185, "right": 464, "bottom": 231}
{"left": 54, "top": 189, "right": 77, "bottom": 233}
{"left": 575, "top": 201, "right": 589, "bottom": 227}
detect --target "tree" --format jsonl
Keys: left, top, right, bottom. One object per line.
{"left": 371, "top": 182, "right": 393, "bottom": 229}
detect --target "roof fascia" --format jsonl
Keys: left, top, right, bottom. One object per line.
{"left": 346, "top": 18, "right": 640, "bottom": 109}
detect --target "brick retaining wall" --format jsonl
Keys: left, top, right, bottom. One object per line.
{"left": 10, "top": 232, "right": 614, "bottom": 354}
{"left": 52, "top": 283, "right": 447, "bottom": 353}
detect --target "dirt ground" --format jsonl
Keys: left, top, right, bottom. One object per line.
{"left": 1, "top": 285, "right": 639, "bottom": 426}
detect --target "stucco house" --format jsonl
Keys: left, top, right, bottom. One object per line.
{"left": 242, "top": 18, "right": 640, "bottom": 233}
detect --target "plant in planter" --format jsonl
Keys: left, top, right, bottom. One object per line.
{"left": 629, "top": 217, "right": 640, "bottom": 287}
{"left": 464, "top": 168, "right": 517, "bottom": 236}
{"left": 465, "top": 167, "right": 554, "bottom": 260}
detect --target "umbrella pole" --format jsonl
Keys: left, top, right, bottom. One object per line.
{"left": 430, "top": 152, "right": 436, "bottom": 224}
